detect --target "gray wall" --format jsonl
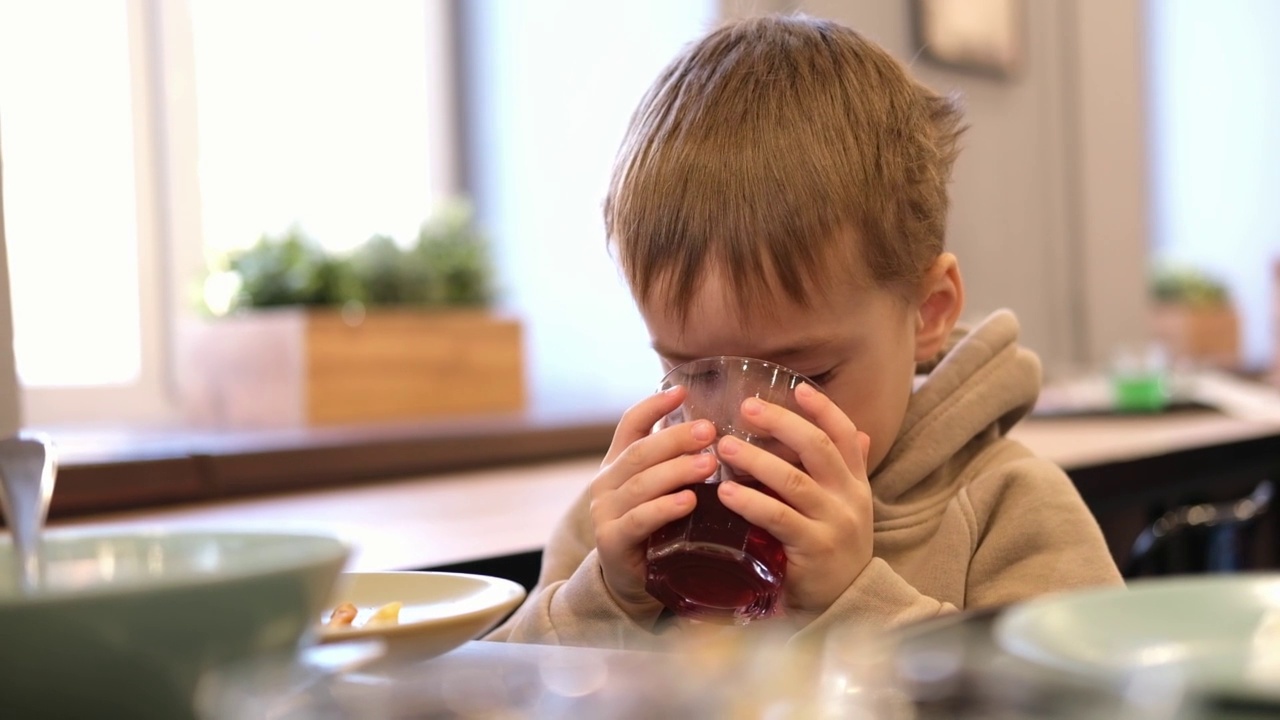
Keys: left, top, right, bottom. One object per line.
{"left": 723, "top": 0, "right": 1151, "bottom": 373}
{"left": 0, "top": 122, "right": 21, "bottom": 435}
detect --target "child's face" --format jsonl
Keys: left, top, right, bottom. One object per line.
{"left": 641, "top": 269, "right": 926, "bottom": 476}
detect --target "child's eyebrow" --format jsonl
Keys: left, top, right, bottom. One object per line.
{"left": 652, "top": 338, "right": 833, "bottom": 364}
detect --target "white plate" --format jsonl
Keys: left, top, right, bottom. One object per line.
{"left": 994, "top": 574, "right": 1280, "bottom": 695}
{"left": 317, "top": 571, "right": 526, "bottom": 661}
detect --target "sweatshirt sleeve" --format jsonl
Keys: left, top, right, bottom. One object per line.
{"left": 791, "top": 558, "right": 958, "bottom": 643}
{"left": 490, "top": 550, "right": 662, "bottom": 648}
{"left": 483, "top": 486, "right": 661, "bottom": 648}
{"left": 795, "top": 454, "right": 1122, "bottom": 643}
{"left": 962, "top": 456, "right": 1125, "bottom": 609}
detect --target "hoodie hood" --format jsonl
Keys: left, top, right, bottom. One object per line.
{"left": 870, "top": 309, "right": 1041, "bottom": 515}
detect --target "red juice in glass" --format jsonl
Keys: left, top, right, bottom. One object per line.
{"left": 643, "top": 356, "right": 820, "bottom": 624}
{"left": 645, "top": 471, "right": 786, "bottom": 624}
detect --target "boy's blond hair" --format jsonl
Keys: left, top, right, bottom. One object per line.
{"left": 605, "top": 14, "right": 965, "bottom": 322}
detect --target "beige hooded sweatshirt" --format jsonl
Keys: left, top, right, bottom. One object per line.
{"left": 488, "top": 310, "right": 1124, "bottom": 647}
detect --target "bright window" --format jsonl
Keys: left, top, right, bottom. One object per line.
{"left": 0, "top": 0, "right": 453, "bottom": 426}
{"left": 1, "top": 0, "right": 721, "bottom": 427}
{"left": 0, "top": 0, "right": 142, "bottom": 388}
{"left": 1147, "top": 0, "right": 1280, "bottom": 367}
{"left": 188, "top": 0, "right": 442, "bottom": 256}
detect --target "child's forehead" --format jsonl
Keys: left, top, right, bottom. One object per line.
{"left": 643, "top": 263, "right": 861, "bottom": 349}
{"left": 650, "top": 241, "right": 869, "bottom": 320}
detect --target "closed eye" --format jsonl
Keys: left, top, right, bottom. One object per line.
{"left": 806, "top": 370, "right": 834, "bottom": 386}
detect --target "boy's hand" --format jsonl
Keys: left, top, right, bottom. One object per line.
{"left": 714, "top": 382, "right": 873, "bottom": 622}
{"left": 589, "top": 386, "right": 717, "bottom": 621}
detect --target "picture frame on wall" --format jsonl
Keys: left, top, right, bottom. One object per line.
{"left": 912, "top": 0, "right": 1023, "bottom": 79}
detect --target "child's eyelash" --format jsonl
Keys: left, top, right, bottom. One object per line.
{"left": 807, "top": 370, "right": 834, "bottom": 385}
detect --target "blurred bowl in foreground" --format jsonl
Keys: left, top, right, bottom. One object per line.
{"left": 996, "top": 573, "right": 1280, "bottom": 701}
{"left": 0, "top": 529, "right": 349, "bottom": 720}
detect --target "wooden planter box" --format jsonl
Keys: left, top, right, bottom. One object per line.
{"left": 178, "top": 308, "right": 525, "bottom": 427}
{"left": 1150, "top": 302, "right": 1240, "bottom": 369}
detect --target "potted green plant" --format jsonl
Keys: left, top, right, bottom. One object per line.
{"left": 179, "top": 202, "right": 524, "bottom": 428}
{"left": 1149, "top": 264, "right": 1240, "bottom": 369}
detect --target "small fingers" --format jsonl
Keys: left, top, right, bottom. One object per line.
{"left": 598, "top": 417, "right": 716, "bottom": 493}
{"left": 602, "top": 386, "right": 688, "bottom": 467}
{"left": 595, "top": 452, "right": 714, "bottom": 522}
{"left": 598, "top": 489, "right": 696, "bottom": 551}
{"left": 717, "top": 436, "right": 825, "bottom": 518}
{"left": 794, "top": 382, "right": 866, "bottom": 477}
{"left": 716, "top": 480, "right": 808, "bottom": 547}
{"left": 740, "top": 389, "right": 860, "bottom": 484}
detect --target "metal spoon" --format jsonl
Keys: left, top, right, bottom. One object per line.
{"left": 0, "top": 433, "right": 57, "bottom": 593}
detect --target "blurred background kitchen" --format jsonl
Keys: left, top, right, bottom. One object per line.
{"left": 0, "top": 0, "right": 1277, "bottom": 585}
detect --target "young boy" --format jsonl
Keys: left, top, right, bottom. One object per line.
{"left": 489, "top": 14, "right": 1122, "bottom": 648}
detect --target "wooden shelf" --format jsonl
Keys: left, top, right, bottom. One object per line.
{"left": 41, "top": 408, "right": 619, "bottom": 518}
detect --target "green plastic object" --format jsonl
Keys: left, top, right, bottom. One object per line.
{"left": 1111, "top": 372, "right": 1168, "bottom": 413}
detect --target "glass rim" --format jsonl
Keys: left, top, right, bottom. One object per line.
{"left": 659, "top": 355, "right": 826, "bottom": 394}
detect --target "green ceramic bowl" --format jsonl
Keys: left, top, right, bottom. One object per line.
{"left": 995, "top": 574, "right": 1280, "bottom": 698}
{"left": 0, "top": 530, "right": 350, "bottom": 720}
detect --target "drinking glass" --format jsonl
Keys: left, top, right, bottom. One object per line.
{"left": 644, "top": 356, "right": 821, "bottom": 624}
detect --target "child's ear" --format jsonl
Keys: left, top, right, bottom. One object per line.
{"left": 913, "top": 253, "right": 965, "bottom": 362}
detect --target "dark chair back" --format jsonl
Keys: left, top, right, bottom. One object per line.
{"left": 1126, "top": 480, "right": 1274, "bottom": 576}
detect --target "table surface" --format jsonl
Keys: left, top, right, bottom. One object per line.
{"left": 207, "top": 608, "right": 1275, "bottom": 719}
{"left": 52, "top": 411, "right": 1280, "bottom": 573}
